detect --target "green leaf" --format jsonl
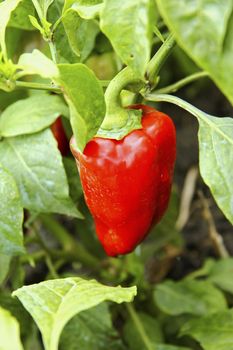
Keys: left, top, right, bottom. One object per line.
{"left": 60, "top": 303, "right": 126, "bottom": 350}
{"left": 157, "top": 346, "right": 191, "bottom": 350}
{"left": 63, "top": 157, "right": 83, "bottom": 205}
{"left": 0, "top": 130, "right": 82, "bottom": 217}
{"left": 58, "top": 63, "right": 106, "bottom": 151}
{"left": 180, "top": 309, "right": 233, "bottom": 350}
{"left": 100, "top": 0, "right": 156, "bottom": 76}
{"left": 0, "top": 95, "right": 69, "bottom": 137}
{"left": 63, "top": 0, "right": 103, "bottom": 19}
{"left": 145, "top": 94, "right": 233, "bottom": 225}
{"left": 13, "top": 277, "right": 137, "bottom": 350}
{"left": 156, "top": 0, "right": 233, "bottom": 105}
{"left": 0, "top": 306, "right": 23, "bottom": 350}
{"left": 0, "top": 254, "right": 11, "bottom": 284}
{"left": 198, "top": 114, "right": 233, "bottom": 224}
{"left": 0, "top": 0, "right": 22, "bottom": 56}
{"left": 123, "top": 312, "right": 163, "bottom": 350}
{"left": 0, "top": 293, "right": 33, "bottom": 338}
{"left": 8, "top": 0, "right": 36, "bottom": 30}
{"left": 0, "top": 166, "right": 24, "bottom": 255}
{"left": 62, "top": 10, "right": 99, "bottom": 61}
{"left": 18, "top": 49, "right": 59, "bottom": 78}
{"left": 53, "top": 22, "right": 80, "bottom": 64}
{"left": 32, "top": 0, "right": 54, "bottom": 19}
{"left": 207, "top": 258, "right": 233, "bottom": 294}
{"left": 28, "top": 15, "right": 44, "bottom": 34}
{"left": 154, "top": 279, "right": 227, "bottom": 316}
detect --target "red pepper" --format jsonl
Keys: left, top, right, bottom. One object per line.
{"left": 51, "top": 117, "right": 69, "bottom": 156}
{"left": 71, "top": 105, "right": 176, "bottom": 256}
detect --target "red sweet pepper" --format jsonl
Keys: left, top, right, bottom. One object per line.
{"left": 71, "top": 105, "right": 176, "bottom": 256}
{"left": 51, "top": 117, "right": 69, "bottom": 156}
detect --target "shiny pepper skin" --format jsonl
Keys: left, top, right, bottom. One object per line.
{"left": 71, "top": 105, "right": 176, "bottom": 256}
{"left": 51, "top": 117, "right": 69, "bottom": 156}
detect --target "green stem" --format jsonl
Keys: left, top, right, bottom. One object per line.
{"left": 39, "top": 214, "right": 99, "bottom": 268}
{"left": 144, "top": 92, "right": 207, "bottom": 120}
{"left": 144, "top": 93, "right": 233, "bottom": 145}
{"left": 48, "top": 40, "right": 57, "bottom": 64}
{"left": 100, "top": 80, "right": 110, "bottom": 87}
{"left": 126, "top": 304, "right": 154, "bottom": 350}
{"left": 15, "top": 80, "right": 61, "bottom": 93}
{"left": 40, "top": 214, "right": 74, "bottom": 251}
{"left": 15, "top": 80, "right": 108, "bottom": 92}
{"left": 20, "top": 250, "right": 46, "bottom": 264}
{"left": 100, "top": 67, "right": 143, "bottom": 130}
{"left": 154, "top": 71, "right": 209, "bottom": 94}
{"left": 45, "top": 255, "right": 59, "bottom": 279}
{"left": 146, "top": 34, "right": 175, "bottom": 87}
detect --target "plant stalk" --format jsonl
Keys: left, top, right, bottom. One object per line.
{"left": 126, "top": 303, "right": 154, "bottom": 350}
{"left": 146, "top": 34, "right": 175, "bottom": 87}
{"left": 15, "top": 80, "right": 61, "bottom": 93}
{"left": 39, "top": 214, "right": 99, "bottom": 268}
{"left": 154, "top": 71, "right": 209, "bottom": 94}
{"left": 100, "top": 67, "right": 144, "bottom": 131}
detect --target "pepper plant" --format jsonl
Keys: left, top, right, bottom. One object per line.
{"left": 0, "top": 0, "right": 233, "bottom": 350}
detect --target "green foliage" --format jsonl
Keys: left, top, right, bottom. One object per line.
{"left": 0, "top": 130, "right": 81, "bottom": 217}
{"left": 18, "top": 49, "right": 59, "bottom": 78}
{"left": 8, "top": 0, "right": 36, "bottom": 30}
{"left": 180, "top": 310, "right": 233, "bottom": 350}
{"left": 154, "top": 279, "right": 227, "bottom": 316}
{"left": 100, "top": 0, "right": 157, "bottom": 76}
{"left": 0, "top": 94, "right": 68, "bottom": 137}
{"left": 58, "top": 63, "right": 106, "bottom": 151}
{"left": 156, "top": 0, "right": 233, "bottom": 105}
{"left": 0, "top": 167, "right": 24, "bottom": 255}
{"left": 62, "top": 11, "right": 99, "bottom": 61}
{"left": 13, "top": 277, "right": 136, "bottom": 350}
{"left": 123, "top": 312, "right": 164, "bottom": 349}
{"left": 0, "top": 0, "right": 22, "bottom": 57}
{"left": 60, "top": 303, "right": 126, "bottom": 350}
{"left": 0, "top": 1, "right": 233, "bottom": 349}
{"left": 198, "top": 114, "right": 233, "bottom": 224}
{"left": 0, "top": 306, "right": 23, "bottom": 350}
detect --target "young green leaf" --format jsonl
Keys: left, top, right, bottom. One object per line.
{"left": 0, "top": 166, "right": 24, "bottom": 256}
{"left": 18, "top": 49, "right": 59, "bottom": 78}
{"left": 156, "top": 0, "right": 233, "bottom": 105}
{"left": 32, "top": 0, "right": 54, "bottom": 19}
{"left": 100, "top": 0, "right": 157, "bottom": 76}
{"left": 13, "top": 277, "right": 137, "bottom": 350}
{"left": 154, "top": 279, "right": 227, "bottom": 316}
{"left": 58, "top": 63, "right": 106, "bottom": 151}
{"left": 0, "top": 95, "right": 69, "bottom": 137}
{"left": 0, "top": 130, "right": 82, "bottom": 217}
{"left": 0, "top": 0, "right": 22, "bottom": 57}
{"left": 0, "top": 306, "right": 24, "bottom": 350}
{"left": 180, "top": 310, "right": 233, "bottom": 350}
{"left": 63, "top": 0, "right": 103, "bottom": 19}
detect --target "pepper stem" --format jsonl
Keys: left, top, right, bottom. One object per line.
{"left": 97, "top": 67, "right": 144, "bottom": 139}
{"left": 146, "top": 33, "right": 175, "bottom": 88}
